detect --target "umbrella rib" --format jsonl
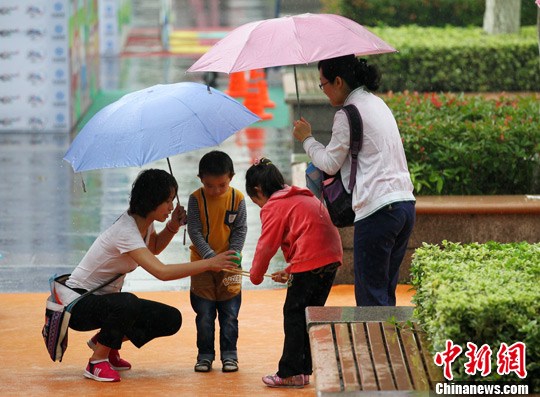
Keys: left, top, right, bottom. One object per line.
{"left": 169, "top": 95, "right": 220, "bottom": 146}
{"left": 290, "top": 17, "right": 310, "bottom": 65}
{"left": 330, "top": 15, "right": 396, "bottom": 53}
{"left": 229, "top": 20, "right": 267, "bottom": 72}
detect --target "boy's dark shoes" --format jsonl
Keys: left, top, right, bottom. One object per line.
{"left": 194, "top": 359, "right": 212, "bottom": 372}
{"left": 222, "top": 358, "right": 238, "bottom": 372}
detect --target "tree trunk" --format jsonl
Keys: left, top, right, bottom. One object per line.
{"left": 483, "top": 0, "right": 521, "bottom": 34}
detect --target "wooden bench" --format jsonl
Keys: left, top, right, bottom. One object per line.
{"left": 306, "top": 306, "right": 443, "bottom": 396}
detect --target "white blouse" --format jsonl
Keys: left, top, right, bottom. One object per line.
{"left": 303, "top": 87, "right": 415, "bottom": 221}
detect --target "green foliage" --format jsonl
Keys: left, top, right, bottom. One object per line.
{"left": 385, "top": 92, "right": 540, "bottom": 195}
{"left": 368, "top": 26, "right": 540, "bottom": 92}
{"left": 410, "top": 241, "right": 540, "bottom": 391}
{"left": 322, "top": 0, "right": 538, "bottom": 27}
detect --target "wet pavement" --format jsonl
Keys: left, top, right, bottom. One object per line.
{"left": 0, "top": 0, "right": 322, "bottom": 293}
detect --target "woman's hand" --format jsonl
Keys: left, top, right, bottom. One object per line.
{"left": 293, "top": 117, "right": 312, "bottom": 142}
{"left": 169, "top": 203, "right": 187, "bottom": 229}
{"left": 271, "top": 270, "right": 289, "bottom": 283}
{"left": 206, "top": 250, "right": 238, "bottom": 272}
{"left": 131, "top": 248, "right": 237, "bottom": 281}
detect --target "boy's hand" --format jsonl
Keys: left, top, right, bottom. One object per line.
{"left": 271, "top": 270, "right": 289, "bottom": 283}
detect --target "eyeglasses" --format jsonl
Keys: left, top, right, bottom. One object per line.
{"left": 318, "top": 81, "right": 330, "bottom": 90}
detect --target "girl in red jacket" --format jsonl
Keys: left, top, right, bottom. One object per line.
{"left": 246, "top": 157, "right": 343, "bottom": 388}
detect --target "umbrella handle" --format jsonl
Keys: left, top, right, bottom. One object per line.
{"left": 166, "top": 157, "right": 181, "bottom": 204}
{"left": 293, "top": 65, "right": 301, "bottom": 120}
{"left": 167, "top": 157, "right": 187, "bottom": 246}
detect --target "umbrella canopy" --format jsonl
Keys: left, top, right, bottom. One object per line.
{"left": 187, "top": 13, "right": 396, "bottom": 74}
{"left": 64, "top": 82, "right": 260, "bottom": 173}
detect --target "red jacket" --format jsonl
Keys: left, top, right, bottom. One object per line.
{"left": 250, "top": 185, "right": 343, "bottom": 285}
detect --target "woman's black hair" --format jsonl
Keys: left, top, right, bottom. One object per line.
{"left": 318, "top": 54, "right": 381, "bottom": 92}
{"left": 129, "top": 169, "right": 178, "bottom": 217}
{"left": 198, "top": 150, "right": 235, "bottom": 178}
{"left": 245, "top": 157, "right": 285, "bottom": 199}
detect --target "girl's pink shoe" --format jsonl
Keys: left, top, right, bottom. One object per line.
{"left": 262, "top": 374, "right": 304, "bottom": 388}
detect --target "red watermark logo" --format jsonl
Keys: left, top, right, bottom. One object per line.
{"left": 434, "top": 340, "right": 527, "bottom": 381}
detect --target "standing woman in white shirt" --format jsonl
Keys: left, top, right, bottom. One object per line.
{"left": 292, "top": 55, "right": 416, "bottom": 307}
{"left": 65, "top": 169, "right": 236, "bottom": 382}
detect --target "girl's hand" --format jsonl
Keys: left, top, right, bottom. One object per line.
{"left": 271, "top": 270, "right": 289, "bottom": 283}
{"left": 292, "top": 117, "right": 312, "bottom": 142}
{"left": 170, "top": 203, "right": 187, "bottom": 228}
{"left": 207, "top": 250, "right": 237, "bottom": 272}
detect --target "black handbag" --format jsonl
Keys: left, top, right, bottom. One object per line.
{"left": 322, "top": 104, "right": 363, "bottom": 228}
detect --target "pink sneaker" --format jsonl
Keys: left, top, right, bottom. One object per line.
{"left": 303, "top": 374, "right": 310, "bottom": 385}
{"left": 84, "top": 360, "right": 120, "bottom": 382}
{"left": 262, "top": 374, "right": 304, "bottom": 388}
{"left": 108, "top": 349, "right": 132, "bottom": 370}
{"left": 88, "top": 333, "right": 131, "bottom": 371}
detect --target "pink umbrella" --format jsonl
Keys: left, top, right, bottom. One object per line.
{"left": 187, "top": 13, "right": 397, "bottom": 116}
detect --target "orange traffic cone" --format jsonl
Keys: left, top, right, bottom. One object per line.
{"left": 225, "top": 71, "right": 247, "bottom": 98}
{"left": 258, "top": 79, "right": 275, "bottom": 108}
{"left": 249, "top": 69, "right": 265, "bottom": 81}
{"left": 244, "top": 127, "right": 266, "bottom": 163}
{"left": 249, "top": 69, "right": 275, "bottom": 109}
{"left": 243, "top": 71, "right": 272, "bottom": 120}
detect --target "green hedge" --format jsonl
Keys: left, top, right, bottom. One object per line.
{"left": 322, "top": 0, "right": 538, "bottom": 27}
{"left": 385, "top": 92, "right": 540, "bottom": 195}
{"left": 368, "top": 26, "right": 540, "bottom": 92}
{"left": 411, "top": 241, "right": 539, "bottom": 391}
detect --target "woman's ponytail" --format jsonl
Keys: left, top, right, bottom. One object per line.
{"left": 319, "top": 55, "right": 381, "bottom": 92}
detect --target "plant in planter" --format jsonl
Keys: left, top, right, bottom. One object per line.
{"left": 385, "top": 92, "right": 540, "bottom": 195}
{"left": 411, "top": 241, "right": 539, "bottom": 391}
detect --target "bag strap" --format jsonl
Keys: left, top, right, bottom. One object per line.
{"left": 342, "top": 104, "right": 363, "bottom": 191}
{"left": 64, "top": 273, "right": 122, "bottom": 311}
{"left": 230, "top": 188, "right": 236, "bottom": 212}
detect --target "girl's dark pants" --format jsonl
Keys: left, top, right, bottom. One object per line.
{"left": 354, "top": 200, "right": 416, "bottom": 306}
{"left": 69, "top": 291, "right": 182, "bottom": 349}
{"left": 277, "top": 262, "right": 338, "bottom": 378}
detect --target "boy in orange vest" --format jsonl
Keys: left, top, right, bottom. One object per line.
{"left": 187, "top": 150, "right": 247, "bottom": 373}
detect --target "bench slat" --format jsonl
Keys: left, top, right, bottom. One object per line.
{"left": 382, "top": 323, "right": 414, "bottom": 390}
{"left": 413, "top": 323, "right": 444, "bottom": 387}
{"left": 334, "top": 324, "right": 360, "bottom": 391}
{"left": 307, "top": 307, "right": 441, "bottom": 395}
{"left": 366, "top": 323, "right": 395, "bottom": 390}
{"left": 309, "top": 324, "right": 342, "bottom": 392}
{"left": 400, "top": 327, "right": 430, "bottom": 390}
{"left": 351, "top": 323, "right": 378, "bottom": 391}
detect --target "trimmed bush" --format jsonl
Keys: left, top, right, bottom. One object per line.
{"left": 368, "top": 26, "right": 539, "bottom": 92}
{"left": 322, "top": 0, "right": 538, "bottom": 27}
{"left": 385, "top": 92, "right": 540, "bottom": 195}
{"left": 410, "top": 241, "right": 539, "bottom": 391}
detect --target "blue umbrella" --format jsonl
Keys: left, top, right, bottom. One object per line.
{"left": 64, "top": 82, "right": 260, "bottom": 173}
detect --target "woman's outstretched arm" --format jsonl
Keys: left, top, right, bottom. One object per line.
{"left": 128, "top": 248, "right": 237, "bottom": 281}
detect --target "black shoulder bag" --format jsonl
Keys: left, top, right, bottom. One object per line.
{"left": 322, "top": 104, "right": 363, "bottom": 228}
